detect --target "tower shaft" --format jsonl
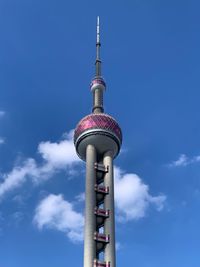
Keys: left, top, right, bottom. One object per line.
{"left": 84, "top": 145, "right": 97, "bottom": 267}
{"left": 93, "top": 89, "right": 103, "bottom": 114}
{"left": 84, "top": 147, "right": 116, "bottom": 267}
{"left": 74, "top": 17, "right": 122, "bottom": 267}
{"left": 103, "top": 152, "right": 116, "bottom": 267}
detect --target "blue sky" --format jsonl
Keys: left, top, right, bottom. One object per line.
{"left": 0, "top": 0, "right": 200, "bottom": 266}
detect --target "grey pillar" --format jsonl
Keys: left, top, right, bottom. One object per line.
{"left": 93, "top": 89, "right": 104, "bottom": 113}
{"left": 103, "top": 151, "right": 116, "bottom": 267}
{"left": 84, "top": 144, "right": 97, "bottom": 267}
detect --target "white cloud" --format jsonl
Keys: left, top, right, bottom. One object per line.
{"left": 34, "top": 194, "right": 84, "bottom": 243}
{"left": 0, "top": 112, "right": 5, "bottom": 157}
{"left": 0, "top": 138, "right": 5, "bottom": 145}
{"left": 116, "top": 241, "right": 122, "bottom": 251}
{"left": 169, "top": 154, "right": 189, "bottom": 167}
{"left": 0, "top": 111, "right": 6, "bottom": 145}
{"left": 38, "top": 130, "right": 80, "bottom": 171}
{"left": 0, "top": 159, "right": 38, "bottom": 198}
{"left": 32, "top": 168, "right": 166, "bottom": 240}
{"left": 0, "top": 111, "right": 5, "bottom": 118}
{"left": 38, "top": 138, "right": 78, "bottom": 169}
{"left": 75, "top": 192, "right": 85, "bottom": 203}
{"left": 114, "top": 167, "right": 166, "bottom": 221}
{"left": 0, "top": 126, "right": 166, "bottom": 241}
{"left": 0, "top": 131, "right": 80, "bottom": 199}
{"left": 169, "top": 154, "right": 200, "bottom": 167}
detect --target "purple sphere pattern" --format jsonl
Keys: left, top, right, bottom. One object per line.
{"left": 74, "top": 113, "right": 122, "bottom": 144}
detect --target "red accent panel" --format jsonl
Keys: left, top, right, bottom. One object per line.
{"left": 94, "top": 260, "right": 110, "bottom": 267}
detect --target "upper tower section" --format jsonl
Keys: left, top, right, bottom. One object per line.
{"left": 91, "top": 16, "right": 106, "bottom": 114}
{"left": 74, "top": 17, "right": 122, "bottom": 161}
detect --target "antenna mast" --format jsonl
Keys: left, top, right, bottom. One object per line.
{"left": 91, "top": 16, "right": 106, "bottom": 113}
{"left": 95, "top": 16, "right": 101, "bottom": 77}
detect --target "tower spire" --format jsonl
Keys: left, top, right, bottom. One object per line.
{"left": 96, "top": 16, "right": 101, "bottom": 76}
{"left": 90, "top": 16, "right": 106, "bottom": 113}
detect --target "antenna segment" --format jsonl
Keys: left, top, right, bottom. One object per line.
{"left": 90, "top": 16, "right": 106, "bottom": 114}
{"left": 96, "top": 16, "right": 101, "bottom": 76}
{"left": 97, "top": 16, "right": 100, "bottom": 45}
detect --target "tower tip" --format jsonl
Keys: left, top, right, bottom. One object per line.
{"left": 97, "top": 16, "right": 100, "bottom": 45}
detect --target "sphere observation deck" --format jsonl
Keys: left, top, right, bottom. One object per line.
{"left": 74, "top": 113, "right": 122, "bottom": 160}
{"left": 90, "top": 77, "right": 106, "bottom": 92}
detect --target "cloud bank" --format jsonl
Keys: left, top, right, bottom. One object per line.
{"left": 114, "top": 167, "right": 166, "bottom": 221}
{"left": 33, "top": 167, "right": 166, "bottom": 243}
{"left": 0, "top": 129, "right": 166, "bottom": 243}
{"left": 0, "top": 131, "right": 80, "bottom": 199}
{"left": 34, "top": 194, "right": 83, "bottom": 242}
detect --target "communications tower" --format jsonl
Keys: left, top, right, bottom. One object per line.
{"left": 74, "top": 17, "right": 122, "bottom": 267}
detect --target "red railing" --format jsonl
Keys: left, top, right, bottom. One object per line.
{"left": 95, "top": 184, "right": 109, "bottom": 194}
{"left": 94, "top": 232, "right": 110, "bottom": 243}
{"left": 94, "top": 207, "right": 109, "bottom": 217}
{"left": 94, "top": 259, "right": 110, "bottom": 267}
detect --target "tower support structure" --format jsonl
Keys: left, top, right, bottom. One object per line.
{"left": 74, "top": 17, "right": 122, "bottom": 267}
{"left": 84, "top": 144, "right": 97, "bottom": 267}
{"left": 104, "top": 152, "right": 116, "bottom": 267}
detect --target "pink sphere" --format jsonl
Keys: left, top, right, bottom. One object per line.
{"left": 74, "top": 113, "right": 122, "bottom": 160}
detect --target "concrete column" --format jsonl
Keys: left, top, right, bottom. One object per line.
{"left": 103, "top": 151, "right": 116, "bottom": 267}
{"left": 93, "top": 89, "right": 104, "bottom": 113}
{"left": 84, "top": 144, "right": 97, "bottom": 267}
